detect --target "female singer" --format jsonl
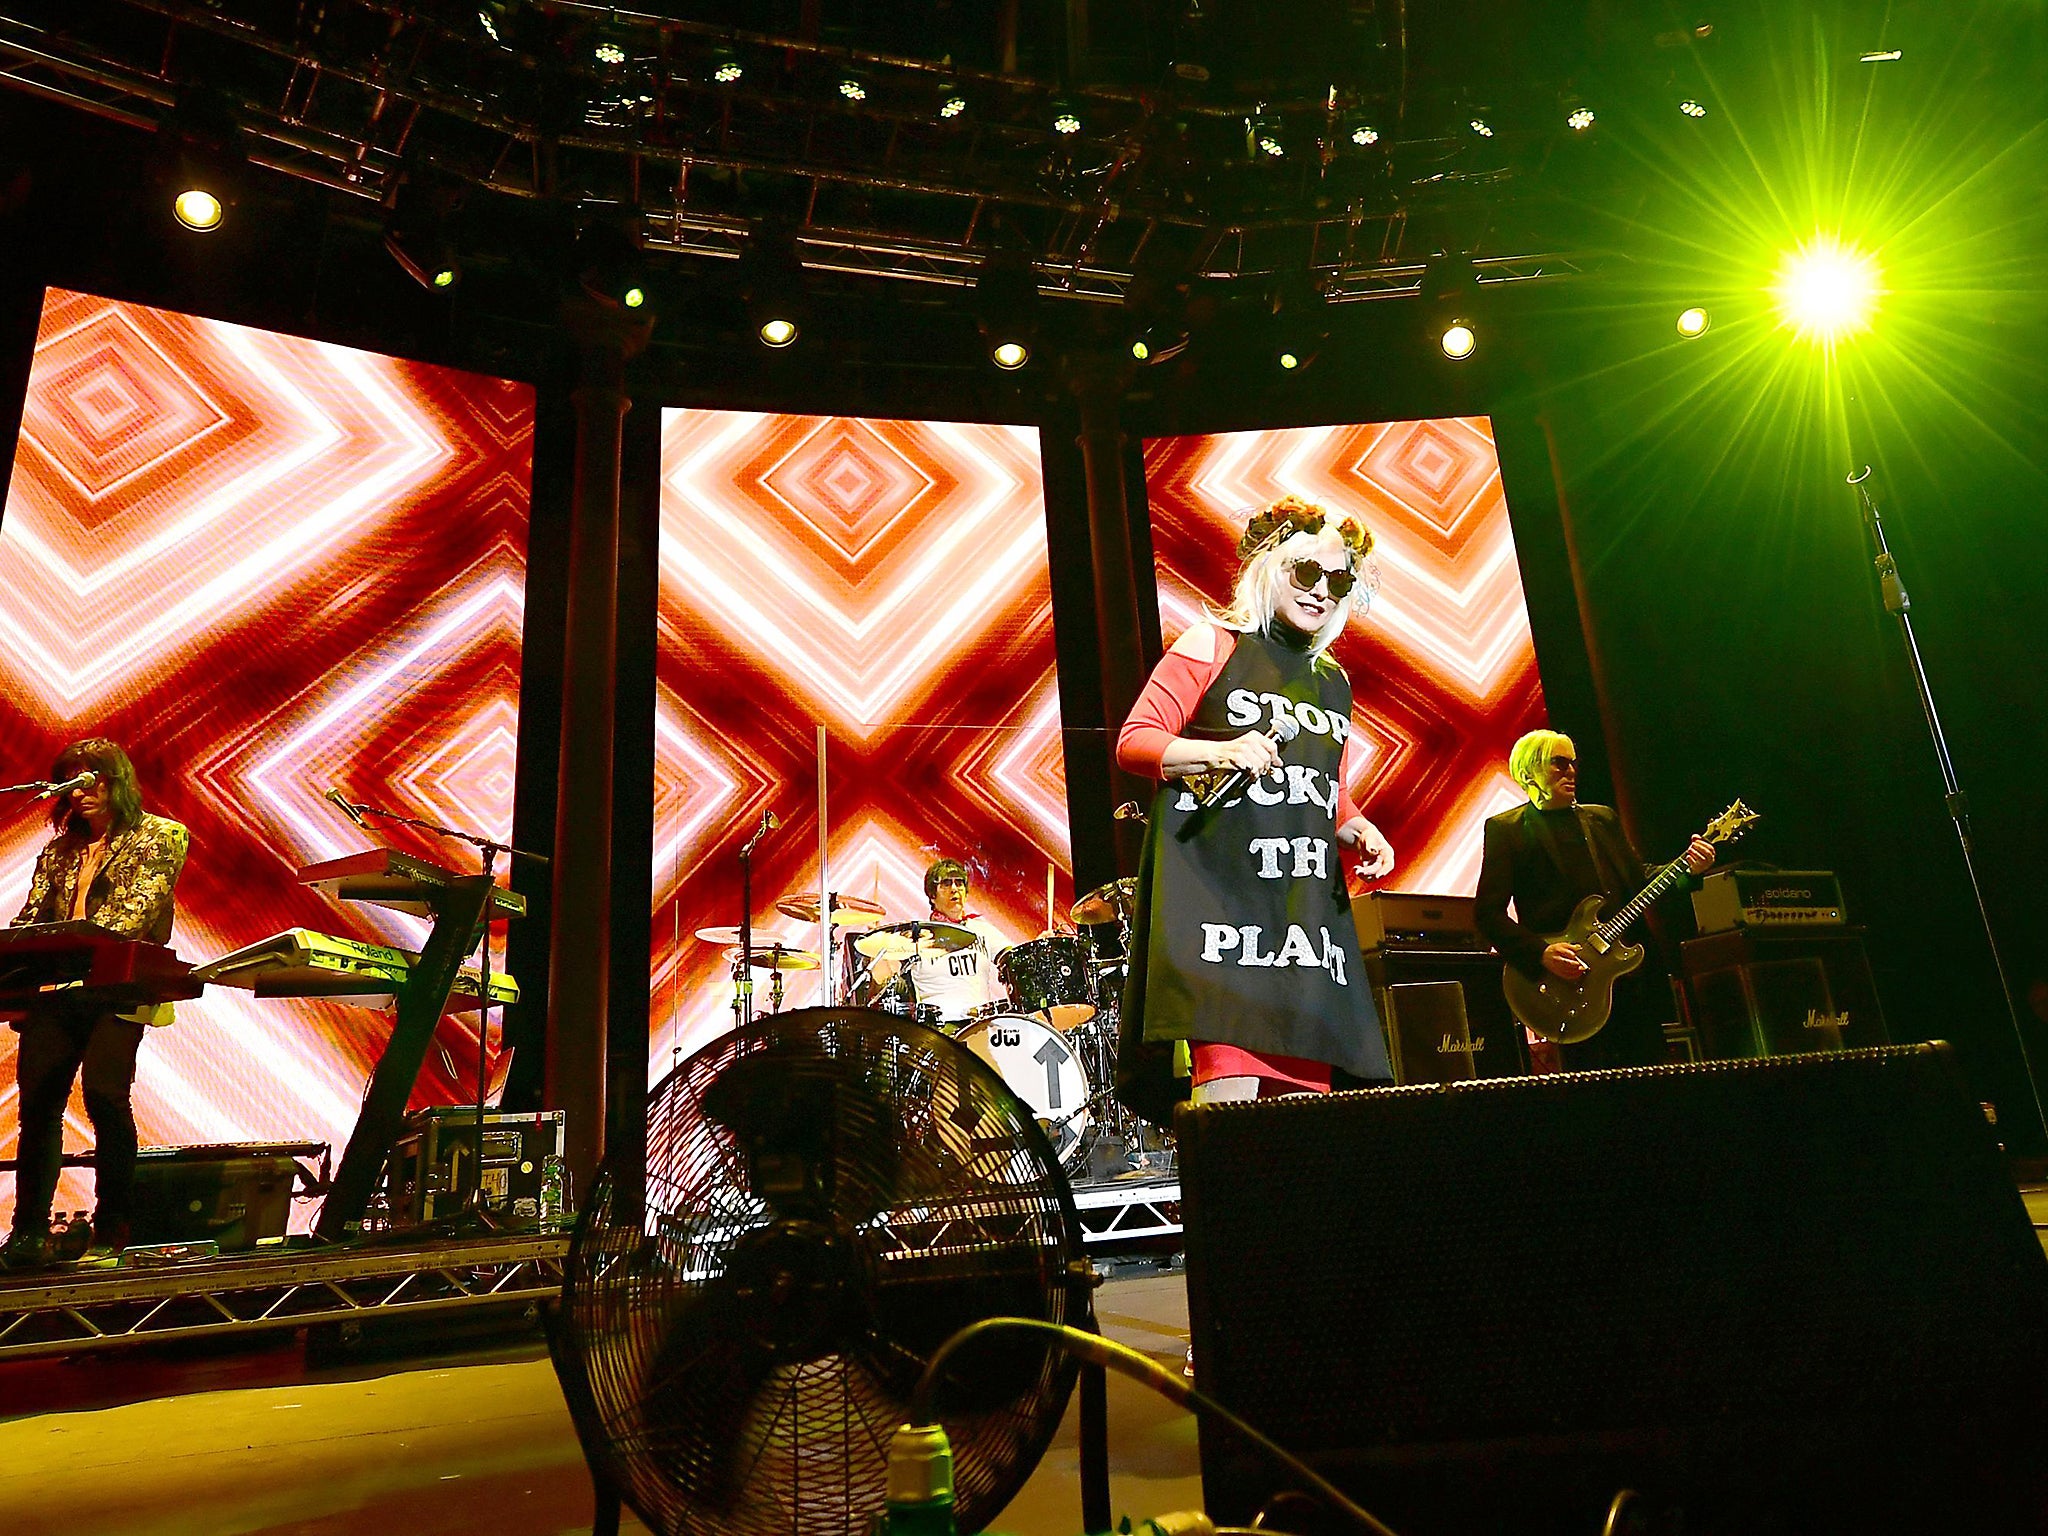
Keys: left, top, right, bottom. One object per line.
{"left": 1114, "top": 496, "right": 1394, "bottom": 1121}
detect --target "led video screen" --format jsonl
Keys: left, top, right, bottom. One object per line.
{"left": 0, "top": 288, "right": 533, "bottom": 1229}
{"left": 653, "top": 410, "right": 1070, "bottom": 1071}
{"left": 1142, "top": 419, "right": 1549, "bottom": 895}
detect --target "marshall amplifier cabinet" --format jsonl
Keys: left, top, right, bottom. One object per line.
{"left": 1358, "top": 948, "right": 1529, "bottom": 1080}
{"left": 385, "top": 1109, "right": 564, "bottom": 1226}
{"left": 1691, "top": 868, "right": 1846, "bottom": 933}
{"left": 1377, "top": 981, "right": 1479, "bottom": 1086}
{"left": 1680, "top": 927, "right": 1889, "bottom": 1059}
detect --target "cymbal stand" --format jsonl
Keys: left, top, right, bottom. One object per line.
{"left": 328, "top": 794, "right": 550, "bottom": 1226}
{"left": 737, "top": 810, "right": 777, "bottom": 1029}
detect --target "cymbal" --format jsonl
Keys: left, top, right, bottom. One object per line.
{"left": 1070, "top": 877, "right": 1137, "bottom": 926}
{"left": 775, "top": 892, "right": 889, "bottom": 930}
{"left": 693, "top": 925, "right": 745, "bottom": 946}
{"left": 726, "top": 945, "right": 821, "bottom": 972}
{"left": 858, "top": 919, "right": 978, "bottom": 956}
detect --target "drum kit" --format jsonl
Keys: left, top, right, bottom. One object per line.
{"left": 693, "top": 872, "right": 1167, "bottom": 1179}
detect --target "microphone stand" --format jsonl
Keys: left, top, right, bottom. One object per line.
{"left": 1847, "top": 466, "right": 2047, "bottom": 1143}
{"left": 330, "top": 794, "right": 552, "bottom": 1225}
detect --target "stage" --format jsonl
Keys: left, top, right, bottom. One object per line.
{"left": 0, "top": 1265, "right": 1200, "bottom": 1536}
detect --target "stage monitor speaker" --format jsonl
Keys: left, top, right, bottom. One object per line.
{"left": 1176, "top": 1045, "right": 2048, "bottom": 1536}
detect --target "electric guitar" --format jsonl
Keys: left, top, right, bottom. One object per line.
{"left": 1504, "top": 800, "right": 1759, "bottom": 1045}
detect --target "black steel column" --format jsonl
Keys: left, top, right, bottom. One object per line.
{"left": 1070, "top": 361, "right": 1149, "bottom": 872}
{"left": 546, "top": 305, "right": 645, "bottom": 1197}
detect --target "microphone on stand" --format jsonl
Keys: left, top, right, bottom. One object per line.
{"left": 1113, "top": 801, "right": 1146, "bottom": 821}
{"left": 35, "top": 770, "right": 97, "bottom": 801}
{"left": 323, "top": 787, "right": 371, "bottom": 831}
{"left": 741, "top": 808, "right": 778, "bottom": 857}
{"left": 1196, "top": 713, "right": 1301, "bottom": 810}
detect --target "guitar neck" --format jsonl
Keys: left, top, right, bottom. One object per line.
{"left": 1591, "top": 854, "right": 1693, "bottom": 944}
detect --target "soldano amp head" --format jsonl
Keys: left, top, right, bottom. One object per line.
{"left": 1691, "top": 868, "right": 1846, "bottom": 933}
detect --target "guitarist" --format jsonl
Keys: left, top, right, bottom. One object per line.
{"left": 1474, "top": 730, "right": 1715, "bottom": 1070}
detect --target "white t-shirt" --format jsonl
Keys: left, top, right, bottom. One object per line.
{"left": 908, "top": 914, "right": 1011, "bottom": 1021}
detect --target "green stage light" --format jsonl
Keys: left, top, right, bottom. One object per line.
{"left": 622, "top": 285, "right": 647, "bottom": 309}
{"left": 1278, "top": 349, "right": 1300, "bottom": 370}
{"left": 1771, "top": 236, "right": 1881, "bottom": 343}
{"left": 1677, "top": 306, "right": 1710, "bottom": 337}
{"left": 1440, "top": 321, "right": 1476, "bottom": 360}
{"left": 173, "top": 187, "right": 224, "bottom": 231}
{"left": 1130, "top": 339, "right": 1150, "bottom": 362}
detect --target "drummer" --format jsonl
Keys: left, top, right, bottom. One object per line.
{"left": 868, "top": 859, "right": 1013, "bottom": 1024}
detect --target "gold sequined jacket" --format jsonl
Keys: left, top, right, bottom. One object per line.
{"left": 11, "top": 813, "right": 191, "bottom": 1024}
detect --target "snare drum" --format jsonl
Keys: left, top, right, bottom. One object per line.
{"left": 954, "top": 1011, "right": 1092, "bottom": 1172}
{"left": 996, "top": 934, "right": 1097, "bottom": 1032}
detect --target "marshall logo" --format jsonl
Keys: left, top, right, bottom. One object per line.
{"left": 1437, "top": 1033, "right": 1485, "bottom": 1055}
{"left": 1803, "top": 1008, "right": 1850, "bottom": 1033}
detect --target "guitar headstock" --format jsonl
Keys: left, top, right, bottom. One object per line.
{"left": 1702, "top": 799, "right": 1760, "bottom": 847}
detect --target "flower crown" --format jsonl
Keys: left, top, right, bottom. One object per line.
{"left": 1236, "top": 494, "right": 1374, "bottom": 563}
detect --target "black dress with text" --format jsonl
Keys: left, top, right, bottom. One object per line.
{"left": 1119, "top": 624, "right": 1389, "bottom": 1108}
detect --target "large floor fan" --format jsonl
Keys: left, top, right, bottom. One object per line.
{"left": 553, "top": 1006, "right": 1091, "bottom": 1536}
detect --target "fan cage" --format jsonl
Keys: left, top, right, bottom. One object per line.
{"left": 559, "top": 1008, "right": 1087, "bottom": 1536}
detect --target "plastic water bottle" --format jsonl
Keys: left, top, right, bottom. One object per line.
{"left": 539, "top": 1153, "right": 566, "bottom": 1226}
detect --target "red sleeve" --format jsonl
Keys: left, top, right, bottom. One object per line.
{"left": 1115, "top": 631, "right": 1235, "bottom": 778}
{"left": 1336, "top": 734, "right": 1364, "bottom": 827}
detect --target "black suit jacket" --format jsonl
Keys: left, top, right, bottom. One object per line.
{"left": 1474, "top": 802, "right": 1650, "bottom": 980}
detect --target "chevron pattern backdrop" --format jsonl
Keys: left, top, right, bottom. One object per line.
{"left": 652, "top": 410, "right": 1070, "bottom": 1075}
{"left": 0, "top": 288, "right": 532, "bottom": 1229}
{"left": 1142, "top": 419, "right": 1549, "bottom": 895}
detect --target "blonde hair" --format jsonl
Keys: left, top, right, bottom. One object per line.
{"left": 1509, "top": 729, "right": 1576, "bottom": 792}
{"left": 1209, "top": 496, "right": 1372, "bottom": 660}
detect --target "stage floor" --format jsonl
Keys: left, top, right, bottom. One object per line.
{"left": 0, "top": 1267, "right": 1200, "bottom": 1536}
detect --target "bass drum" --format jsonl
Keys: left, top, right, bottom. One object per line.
{"left": 954, "top": 1012, "right": 1092, "bottom": 1174}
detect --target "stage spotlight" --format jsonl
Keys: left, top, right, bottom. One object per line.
{"left": 1279, "top": 349, "right": 1302, "bottom": 370}
{"left": 153, "top": 87, "right": 245, "bottom": 234}
{"left": 384, "top": 178, "right": 465, "bottom": 291}
{"left": 1469, "top": 117, "right": 1494, "bottom": 137}
{"left": 173, "top": 188, "right": 224, "bottom": 232}
{"left": 1130, "top": 323, "right": 1190, "bottom": 366}
{"left": 594, "top": 41, "right": 626, "bottom": 66}
{"left": 992, "top": 340, "right": 1030, "bottom": 369}
{"left": 740, "top": 221, "right": 812, "bottom": 352}
{"left": 1248, "top": 110, "right": 1285, "bottom": 157}
{"left": 837, "top": 72, "right": 868, "bottom": 103}
{"left": 977, "top": 252, "right": 1041, "bottom": 369}
{"left": 1131, "top": 338, "right": 1150, "bottom": 361}
{"left": 1677, "top": 306, "right": 1710, "bottom": 337}
{"left": 1567, "top": 106, "right": 1596, "bottom": 131}
{"left": 1860, "top": 49, "right": 1903, "bottom": 63}
{"left": 1679, "top": 99, "right": 1707, "bottom": 118}
{"left": 936, "top": 81, "right": 968, "bottom": 120}
{"left": 1050, "top": 99, "right": 1082, "bottom": 135}
{"left": 710, "top": 48, "right": 744, "bottom": 84}
{"left": 1440, "top": 321, "right": 1476, "bottom": 359}
{"left": 1349, "top": 122, "right": 1380, "bottom": 147}
{"left": 1771, "top": 235, "right": 1881, "bottom": 343}
{"left": 575, "top": 219, "right": 651, "bottom": 312}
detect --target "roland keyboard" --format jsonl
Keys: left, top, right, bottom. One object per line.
{"left": 196, "top": 928, "right": 519, "bottom": 1011}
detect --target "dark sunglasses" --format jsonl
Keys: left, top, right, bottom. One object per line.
{"left": 1285, "top": 558, "right": 1357, "bottom": 600}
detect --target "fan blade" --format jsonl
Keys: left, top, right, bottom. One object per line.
{"left": 621, "top": 1277, "right": 781, "bottom": 1514}
{"left": 859, "top": 1239, "right": 1066, "bottom": 1407}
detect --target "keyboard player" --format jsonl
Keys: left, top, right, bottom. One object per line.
{"left": 4, "top": 739, "right": 188, "bottom": 1271}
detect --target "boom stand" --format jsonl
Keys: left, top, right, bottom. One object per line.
{"left": 1848, "top": 466, "right": 2048, "bottom": 1142}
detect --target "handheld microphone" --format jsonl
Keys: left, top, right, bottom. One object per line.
{"left": 36, "top": 770, "right": 97, "bottom": 801}
{"left": 323, "top": 787, "right": 371, "bottom": 831}
{"left": 1113, "top": 800, "right": 1147, "bottom": 822}
{"left": 1196, "top": 713, "right": 1300, "bottom": 810}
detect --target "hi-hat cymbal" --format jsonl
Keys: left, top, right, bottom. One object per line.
{"left": 1070, "top": 877, "right": 1137, "bottom": 926}
{"left": 694, "top": 925, "right": 745, "bottom": 946}
{"left": 726, "top": 945, "right": 821, "bottom": 971}
{"left": 775, "top": 892, "right": 889, "bottom": 930}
